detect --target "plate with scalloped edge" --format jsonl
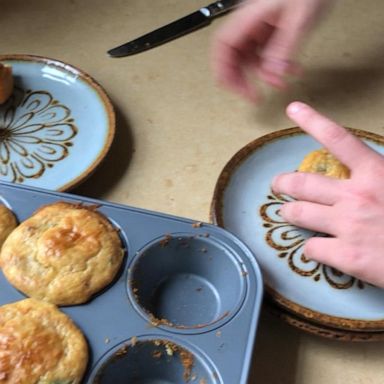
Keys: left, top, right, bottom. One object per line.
{"left": 211, "top": 127, "right": 384, "bottom": 333}
{"left": 0, "top": 54, "right": 115, "bottom": 191}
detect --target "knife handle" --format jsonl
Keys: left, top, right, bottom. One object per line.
{"left": 203, "top": 0, "right": 240, "bottom": 18}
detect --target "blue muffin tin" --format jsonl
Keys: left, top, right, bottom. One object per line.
{"left": 0, "top": 181, "right": 263, "bottom": 383}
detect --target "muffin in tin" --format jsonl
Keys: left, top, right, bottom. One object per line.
{"left": 0, "top": 205, "right": 17, "bottom": 249}
{"left": 0, "top": 298, "right": 88, "bottom": 383}
{"left": 298, "top": 148, "right": 350, "bottom": 179}
{"left": 0, "top": 202, "right": 124, "bottom": 305}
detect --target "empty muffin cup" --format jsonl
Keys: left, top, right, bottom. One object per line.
{"left": 128, "top": 234, "right": 247, "bottom": 331}
{"left": 89, "top": 337, "right": 220, "bottom": 384}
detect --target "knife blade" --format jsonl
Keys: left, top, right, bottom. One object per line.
{"left": 108, "top": 0, "right": 239, "bottom": 58}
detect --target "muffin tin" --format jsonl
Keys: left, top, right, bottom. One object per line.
{"left": 0, "top": 181, "right": 263, "bottom": 383}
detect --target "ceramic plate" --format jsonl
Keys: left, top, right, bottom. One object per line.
{"left": 265, "top": 299, "right": 384, "bottom": 342}
{"left": 0, "top": 54, "right": 115, "bottom": 191}
{"left": 211, "top": 127, "right": 384, "bottom": 332}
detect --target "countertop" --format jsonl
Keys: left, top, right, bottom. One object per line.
{"left": 2, "top": 0, "right": 384, "bottom": 382}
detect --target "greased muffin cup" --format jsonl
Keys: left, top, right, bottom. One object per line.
{"left": 0, "top": 181, "right": 263, "bottom": 384}
{"left": 128, "top": 234, "right": 247, "bottom": 332}
{"left": 89, "top": 336, "right": 220, "bottom": 384}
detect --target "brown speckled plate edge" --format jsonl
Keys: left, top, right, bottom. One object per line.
{"left": 264, "top": 297, "right": 384, "bottom": 342}
{"left": 0, "top": 53, "right": 116, "bottom": 192}
{"left": 210, "top": 127, "right": 384, "bottom": 333}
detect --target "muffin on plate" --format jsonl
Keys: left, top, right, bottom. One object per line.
{"left": 0, "top": 201, "right": 124, "bottom": 305}
{"left": 298, "top": 148, "right": 350, "bottom": 179}
{"left": 0, "top": 64, "right": 13, "bottom": 104}
{"left": 0, "top": 205, "right": 17, "bottom": 249}
{"left": 0, "top": 298, "right": 88, "bottom": 383}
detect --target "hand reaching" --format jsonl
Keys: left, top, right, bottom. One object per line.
{"left": 211, "top": 0, "right": 331, "bottom": 102}
{"left": 272, "top": 102, "right": 384, "bottom": 288}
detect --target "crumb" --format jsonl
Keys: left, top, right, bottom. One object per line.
{"left": 200, "top": 247, "right": 207, "bottom": 253}
{"left": 115, "top": 345, "right": 128, "bottom": 356}
{"left": 104, "top": 337, "right": 110, "bottom": 344}
{"left": 159, "top": 234, "right": 172, "bottom": 247}
{"left": 196, "top": 287, "right": 203, "bottom": 292}
{"left": 180, "top": 349, "right": 194, "bottom": 381}
{"left": 215, "top": 330, "right": 222, "bottom": 337}
{"left": 130, "top": 336, "right": 137, "bottom": 346}
{"left": 148, "top": 313, "right": 174, "bottom": 328}
{"left": 242, "top": 271, "right": 248, "bottom": 277}
{"left": 152, "top": 350, "right": 162, "bottom": 359}
{"left": 165, "top": 343, "right": 174, "bottom": 356}
{"left": 150, "top": 340, "right": 194, "bottom": 380}
{"left": 192, "top": 222, "right": 202, "bottom": 228}
{"left": 199, "top": 379, "right": 207, "bottom": 384}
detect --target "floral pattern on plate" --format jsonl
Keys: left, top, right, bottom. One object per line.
{"left": 260, "top": 191, "right": 365, "bottom": 290}
{"left": 0, "top": 87, "right": 78, "bottom": 183}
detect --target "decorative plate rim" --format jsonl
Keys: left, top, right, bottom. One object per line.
{"left": 0, "top": 53, "right": 116, "bottom": 191}
{"left": 210, "top": 126, "right": 384, "bottom": 332}
{"left": 265, "top": 298, "right": 384, "bottom": 342}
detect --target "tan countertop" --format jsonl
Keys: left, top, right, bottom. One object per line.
{"left": 2, "top": 0, "right": 384, "bottom": 382}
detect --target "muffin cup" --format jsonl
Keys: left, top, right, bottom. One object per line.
{"left": 89, "top": 336, "right": 221, "bottom": 384}
{"left": 127, "top": 233, "right": 247, "bottom": 332}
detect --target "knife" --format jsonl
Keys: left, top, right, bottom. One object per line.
{"left": 108, "top": 0, "right": 240, "bottom": 57}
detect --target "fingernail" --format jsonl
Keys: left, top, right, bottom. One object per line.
{"left": 271, "top": 175, "right": 279, "bottom": 189}
{"left": 287, "top": 101, "right": 305, "bottom": 115}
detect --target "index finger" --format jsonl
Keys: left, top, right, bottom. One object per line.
{"left": 286, "top": 102, "right": 379, "bottom": 171}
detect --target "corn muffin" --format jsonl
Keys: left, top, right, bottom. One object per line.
{"left": 298, "top": 148, "right": 350, "bottom": 179}
{"left": 0, "top": 202, "right": 124, "bottom": 305}
{"left": 0, "top": 205, "right": 17, "bottom": 250}
{"left": 0, "top": 298, "right": 88, "bottom": 383}
{"left": 0, "top": 64, "right": 13, "bottom": 104}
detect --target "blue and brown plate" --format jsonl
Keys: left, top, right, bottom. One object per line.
{"left": 211, "top": 127, "right": 384, "bottom": 339}
{"left": 0, "top": 54, "right": 115, "bottom": 191}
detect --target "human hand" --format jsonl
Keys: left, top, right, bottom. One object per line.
{"left": 211, "top": 0, "right": 331, "bottom": 102}
{"left": 272, "top": 102, "right": 384, "bottom": 288}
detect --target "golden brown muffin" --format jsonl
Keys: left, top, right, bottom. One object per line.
{"left": 298, "top": 148, "right": 350, "bottom": 179}
{"left": 0, "top": 205, "right": 17, "bottom": 250}
{"left": 0, "top": 298, "right": 88, "bottom": 383}
{"left": 0, "top": 64, "right": 13, "bottom": 104}
{"left": 0, "top": 202, "right": 124, "bottom": 305}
